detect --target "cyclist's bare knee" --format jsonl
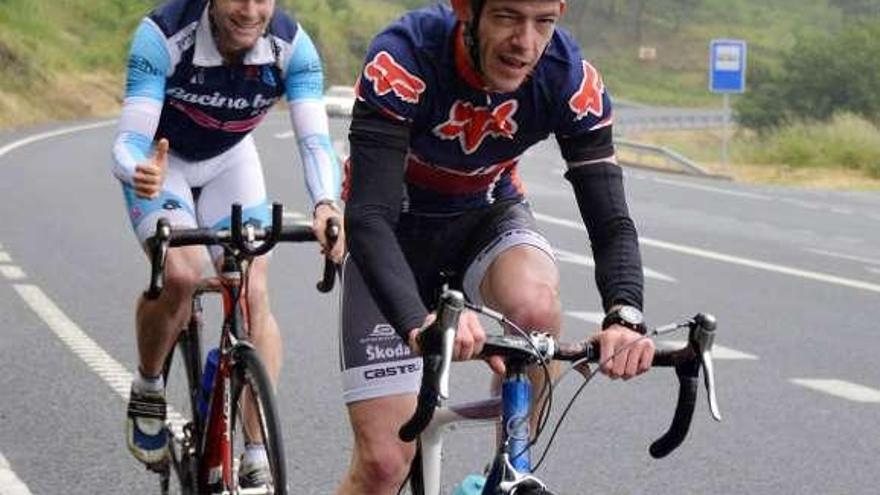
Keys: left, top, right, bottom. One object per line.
{"left": 346, "top": 396, "right": 416, "bottom": 492}
{"left": 481, "top": 246, "right": 561, "bottom": 334}
{"left": 350, "top": 443, "right": 411, "bottom": 492}
{"left": 161, "top": 246, "right": 206, "bottom": 299}
{"left": 245, "top": 256, "right": 271, "bottom": 307}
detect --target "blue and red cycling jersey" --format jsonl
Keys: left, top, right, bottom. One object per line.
{"left": 351, "top": 4, "right": 614, "bottom": 215}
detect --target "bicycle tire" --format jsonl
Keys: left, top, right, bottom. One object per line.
{"left": 160, "top": 323, "right": 202, "bottom": 494}
{"left": 229, "top": 345, "right": 288, "bottom": 494}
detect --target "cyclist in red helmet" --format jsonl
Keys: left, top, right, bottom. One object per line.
{"left": 337, "top": 1, "right": 652, "bottom": 493}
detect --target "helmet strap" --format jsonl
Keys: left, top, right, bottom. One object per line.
{"left": 465, "top": 0, "right": 486, "bottom": 74}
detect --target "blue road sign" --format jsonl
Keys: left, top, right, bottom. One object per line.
{"left": 709, "top": 39, "right": 747, "bottom": 93}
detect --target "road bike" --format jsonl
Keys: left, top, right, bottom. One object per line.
{"left": 398, "top": 290, "right": 722, "bottom": 494}
{"left": 144, "top": 202, "right": 338, "bottom": 494}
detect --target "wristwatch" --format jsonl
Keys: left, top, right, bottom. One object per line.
{"left": 601, "top": 305, "right": 647, "bottom": 335}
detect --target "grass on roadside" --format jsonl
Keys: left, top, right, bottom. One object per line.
{"left": 623, "top": 114, "right": 880, "bottom": 190}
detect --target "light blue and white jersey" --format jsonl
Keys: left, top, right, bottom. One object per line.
{"left": 112, "top": 0, "right": 340, "bottom": 206}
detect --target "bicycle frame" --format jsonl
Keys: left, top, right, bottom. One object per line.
{"left": 151, "top": 202, "right": 339, "bottom": 494}
{"left": 412, "top": 364, "right": 546, "bottom": 495}
{"left": 199, "top": 253, "right": 250, "bottom": 491}
{"left": 402, "top": 290, "right": 722, "bottom": 495}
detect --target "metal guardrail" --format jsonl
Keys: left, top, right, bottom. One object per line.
{"left": 613, "top": 107, "right": 731, "bottom": 177}
{"left": 616, "top": 138, "right": 714, "bottom": 176}
{"left": 615, "top": 108, "right": 728, "bottom": 132}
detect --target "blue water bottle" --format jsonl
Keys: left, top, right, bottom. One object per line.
{"left": 452, "top": 474, "right": 486, "bottom": 495}
{"left": 198, "top": 347, "right": 220, "bottom": 419}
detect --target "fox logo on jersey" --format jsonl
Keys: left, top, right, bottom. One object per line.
{"left": 363, "top": 51, "right": 426, "bottom": 104}
{"left": 433, "top": 100, "right": 519, "bottom": 154}
{"left": 568, "top": 60, "right": 606, "bottom": 121}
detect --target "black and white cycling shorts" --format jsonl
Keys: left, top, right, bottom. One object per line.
{"left": 339, "top": 200, "right": 555, "bottom": 404}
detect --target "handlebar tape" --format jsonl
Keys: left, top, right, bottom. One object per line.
{"left": 649, "top": 358, "right": 700, "bottom": 458}
{"left": 398, "top": 354, "right": 443, "bottom": 442}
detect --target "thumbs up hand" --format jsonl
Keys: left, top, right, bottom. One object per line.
{"left": 133, "top": 138, "right": 169, "bottom": 199}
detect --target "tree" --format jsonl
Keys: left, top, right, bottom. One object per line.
{"left": 829, "top": 0, "right": 880, "bottom": 18}
{"left": 736, "top": 19, "right": 880, "bottom": 131}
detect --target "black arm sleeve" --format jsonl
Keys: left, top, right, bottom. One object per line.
{"left": 560, "top": 131, "right": 644, "bottom": 311}
{"left": 345, "top": 100, "right": 428, "bottom": 337}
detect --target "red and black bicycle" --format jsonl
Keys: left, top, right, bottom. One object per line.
{"left": 144, "top": 202, "right": 338, "bottom": 494}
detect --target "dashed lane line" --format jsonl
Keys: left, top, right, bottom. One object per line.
{"left": 11, "top": 284, "right": 187, "bottom": 434}
{"left": 790, "top": 379, "right": 880, "bottom": 403}
{"left": 0, "top": 266, "right": 26, "bottom": 280}
{"left": 564, "top": 312, "right": 758, "bottom": 360}
{"left": 0, "top": 452, "right": 33, "bottom": 495}
{"left": 534, "top": 212, "right": 880, "bottom": 295}
{"left": 649, "top": 177, "right": 773, "bottom": 201}
{"left": 806, "top": 248, "right": 880, "bottom": 267}
{"left": 565, "top": 311, "right": 604, "bottom": 324}
{"left": 282, "top": 211, "right": 307, "bottom": 221}
{"left": 660, "top": 340, "right": 758, "bottom": 360}
{"left": 554, "top": 248, "right": 676, "bottom": 283}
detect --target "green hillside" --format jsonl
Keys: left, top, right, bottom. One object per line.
{"left": 0, "top": 0, "right": 862, "bottom": 128}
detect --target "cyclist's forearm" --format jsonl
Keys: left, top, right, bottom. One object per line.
{"left": 346, "top": 107, "right": 426, "bottom": 337}
{"left": 565, "top": 162, "right": 644, "bottom": 310}
{"left": 347, "top": 207, "right": 427, "bottom": 336}
{"left": 287, "top": 100, "right": 340, "bottom": 206}
{"left": 113, "top": 17, "right": 168, "bottom": 184}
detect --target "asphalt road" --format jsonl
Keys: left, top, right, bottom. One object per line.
{"left": 1, "top": 113, "right": 878, "bottom": 494}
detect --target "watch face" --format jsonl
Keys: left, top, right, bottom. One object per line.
{"left": 619, "top": 306, "right": 644, "bottom": 325}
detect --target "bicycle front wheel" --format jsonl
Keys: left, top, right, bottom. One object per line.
{"left": 229, "top": 345, "right": 288, "bottom": 495}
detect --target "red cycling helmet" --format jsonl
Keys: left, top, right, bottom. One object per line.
{"left": 450, "top": 0, "right": 566, "bottom": 21}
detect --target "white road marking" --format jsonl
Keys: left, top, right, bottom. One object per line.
{"left": 779, "top": 198, "right": 822, "bottom": 210}
{"left": 565, "top": 311, "right": 604, "bottom": 324}
{"left": 282, "top": 211, "right": 307, "bottom": 221}
{"left": 660, "top": 340, "right": 758, "bottom": 360}
{"left": 11, "top": 284, "right": 187, "bottom": 434}
{"left": 867, "top": 267, "right": 880, "bottom": 276}
{"left": 634, "top": 175, "right": 870, "bottom": 220}
{"left": 0, "top": 266, "right": 26, "bottom": 280}
{"left": 0, "top": 452, "right": 33, "bottom": 495}
{"left": 334, "top": 139, "right": 348, "bottom": 159}
{"left": 0, "top": 252, "right": 10, "bottom": 263}
{"left": 0, "top": 120, "right": 116, "bottom": 159}
{"left": 790, "top": 379, "right": 880, "bottom": 403}
{"left": 650, "top": 177, "right": 772, "bottom": 200}
{"left": 533, "top": 212, "right": 880, "bottom": 295}
{"left": 554, "top": 248, "right": 676, "bottom": 282}
{"left": 806, "top": 248, "right": 880, "bottom": 267}
{"left": 274, "top": 130, "right": 294, "bottom": 139}
{"left": 565, "top": 313, "right": 757, "bottom": 360}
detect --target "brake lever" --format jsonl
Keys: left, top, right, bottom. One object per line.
{"left": 316, "top": 217, "right": 340, "bottom": 293}
{"left": 145, "top": 218, "right": 171, "bottom": 300}
{"left": 649, "top": 313, "right": 720, "bottom": 458}
{"left": 693, "top": 313, "right": 722, "bottom": 421}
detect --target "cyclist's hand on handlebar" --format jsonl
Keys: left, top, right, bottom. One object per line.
{"left": 407, "top": 311, "right": 506, "bottom": 375}
{"left": 590, "top": 325, "right": 654, "bottom": 380}
{"left": 133, "top": 138, "right": 169, "bottom": 199}
{"left": 312, "top": 202, "right": 345, "bottom": 263}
